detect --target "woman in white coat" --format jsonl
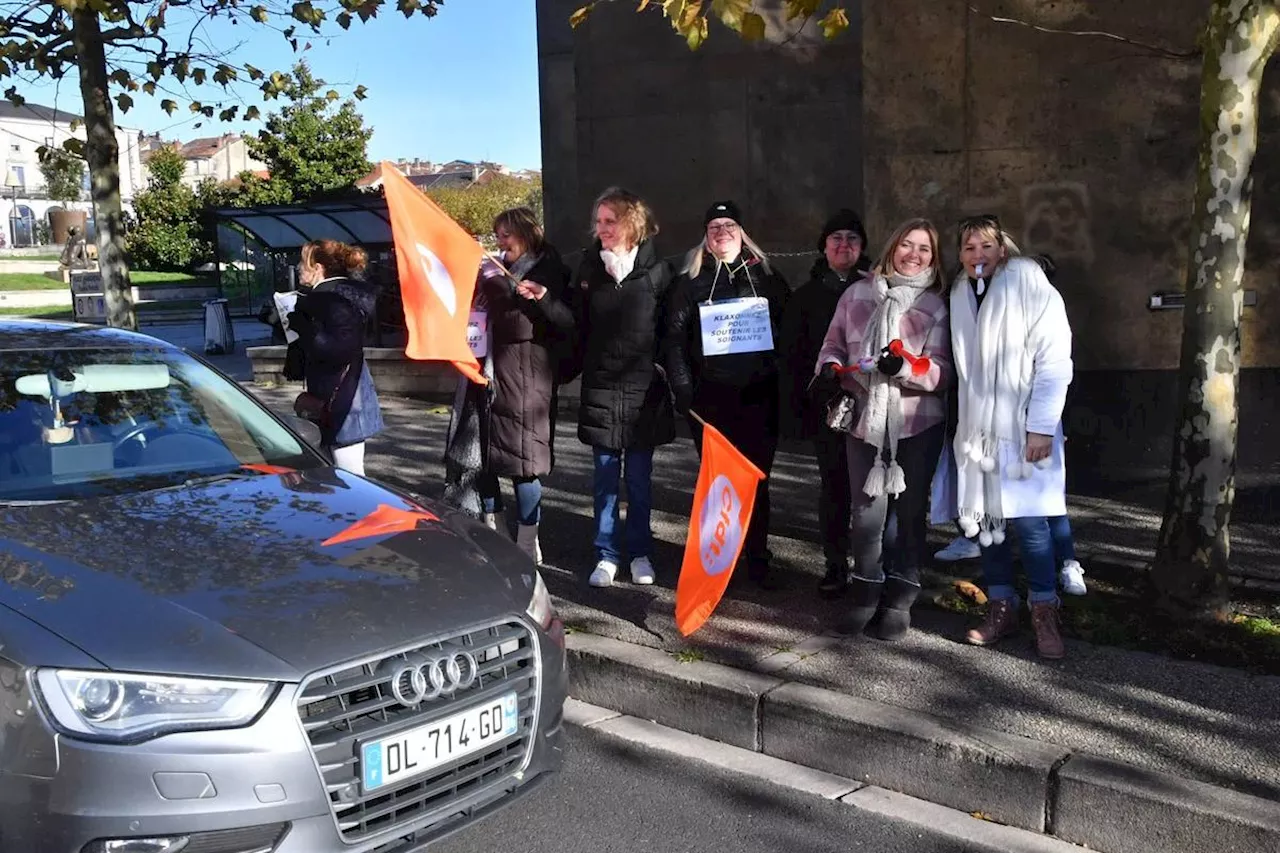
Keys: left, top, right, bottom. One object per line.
{"left": 950, "top": 215, "right": 1073, "bottom": 659}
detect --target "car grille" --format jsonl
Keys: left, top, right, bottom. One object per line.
{"left": 296, "top": 619, "right": 539, "bottom": 843}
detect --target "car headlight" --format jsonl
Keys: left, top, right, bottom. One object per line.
{"left": 525, "top": 570, "right": 555, "bottom": 630}
{"left": 35, "top": 669, "right": 274, "bottom": 743}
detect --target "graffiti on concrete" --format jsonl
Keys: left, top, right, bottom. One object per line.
{"left": 1022, "top": 182, "right": 1094, "bottom": 266}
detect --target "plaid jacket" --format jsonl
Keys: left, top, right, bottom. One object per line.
{"left": 816, "top": 275, "right": 952, "bottom": 440}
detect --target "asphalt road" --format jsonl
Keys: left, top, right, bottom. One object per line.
{"left": 428, "top": 724, "right": 988, "bottom": 853}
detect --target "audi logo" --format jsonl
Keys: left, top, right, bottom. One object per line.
{"left": 379, "top": 651, "right": 479, "bottom": 707}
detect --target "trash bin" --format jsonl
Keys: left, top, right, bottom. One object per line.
{"left": 203, "top": 298, "right": 235, "bottom": 355}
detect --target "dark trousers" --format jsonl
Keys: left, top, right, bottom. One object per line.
{"left": 689, "top": 377, "right": 779, "bottom": 565}
{"left": 813, "top": 429, "right": 851, "bottom": 569}
{"left": 846, "top": 424, "right": 945, "bottom": 584}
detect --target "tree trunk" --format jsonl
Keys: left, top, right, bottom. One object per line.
{"left": 71, "top": 7, "right": 135, "bottom": 330}
{"left": 1154, "top": 0, "right": 1280, "bottom": 612}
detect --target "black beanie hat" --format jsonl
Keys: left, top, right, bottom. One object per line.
{"left": 817, "top": 209, "right": 868, "bottom": 252}
{"left": 704, "top": 200, "right": 742, "bottom": 228}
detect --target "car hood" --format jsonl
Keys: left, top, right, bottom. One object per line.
{"left": 0, "top": 469, "right": 537, "bottom": 681}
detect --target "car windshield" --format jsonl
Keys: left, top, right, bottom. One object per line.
{"left": 0, "top": 346, "right": 320, "bottom": 502}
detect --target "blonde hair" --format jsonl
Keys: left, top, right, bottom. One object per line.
{"left": 591, "top": 186, "right": 658, "bottom": 249}
{"left": 302, "top": 239, "right": 367, "bottom": 278}
{"left": 956, "top": 215, "right": 1022, "bottom": 276}
{"left": 873, "top": 218, "right": 945, "bottom": 292}
{"left": 682, "top": 229, "right": 773, "bottom": 278}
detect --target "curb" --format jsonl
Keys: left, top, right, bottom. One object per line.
{"left": 566, "top": 632, "right": 1280, "bottom": 853}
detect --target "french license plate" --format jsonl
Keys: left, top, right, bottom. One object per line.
{"left": 361, "top": 692, "right": 520, "bottom": 792}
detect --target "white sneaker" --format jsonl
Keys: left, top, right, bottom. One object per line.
{"left": 1060, "top": 560, "right": 1087, "bottom": 596}
{"left": 630, "top": 556, "right": 655, "bottom": 585}
{"left": 934, "top": 535, "right": 981, "bottom": 562}
{"left": 589, "top": 560, "right": 618, "bottom": 588}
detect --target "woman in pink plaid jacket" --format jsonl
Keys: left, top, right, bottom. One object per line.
{"left": 814, "top": 218, "right": 953, "bottom": 641}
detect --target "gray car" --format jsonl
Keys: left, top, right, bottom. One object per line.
{"left": 0, "top": 320, "right": 568, "bottom": 853}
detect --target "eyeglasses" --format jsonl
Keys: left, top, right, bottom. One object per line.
{"left": 707, "top": 223, "right": 739, "bottom": 236}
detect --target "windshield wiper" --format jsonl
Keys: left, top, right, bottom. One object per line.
{"left": 140, "top": 471, "right": 255, "bottom": 494}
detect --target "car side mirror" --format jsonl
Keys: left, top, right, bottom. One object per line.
{"left": 286, "top": 415, "right": 322, "bottom": 448}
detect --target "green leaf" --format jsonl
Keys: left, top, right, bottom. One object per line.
{"left": 245, "top": 64, "right": 264, "bottom": 81}
{"left": 250, "top": 5, "right": 268, "bottom": 23}
{"left": 336, "top": 11, "right": 352, "bottom": 29}
{"left": 160, "top": 99, "right": 178, "bottom": 116}
{"left": 353, "top": 85, "right": 368, "bottom": 100}
{"left": 570, "top": 4, "right": 593, "bottom": 28}
{"left": 785, "top": 0, "right": 821, "bottom": 22}
{"left": 325, "top": 89, "right": 339, "bottom": 101}
{"left": 147, "top": 61, "right": 164, "bottom": 81}
{"left": 192, "top": 67, "right": 207, "bottom": 85}
{"left": 685, "top": 13, "right": 708, "bottom": 49}
{"left": 741, "top": 11, "right": 765, "bottom": 40}
{"left": 244, "top": 105, "right": 261, "bottom": 121}
{"left": 142, "top": 81, "right": 156, "bottom": 96}
{"left": 115, "top": 93, "right": 133, "bottom": 113}
{"left": 818, "top": 7, "right": 849, "bottom": 39}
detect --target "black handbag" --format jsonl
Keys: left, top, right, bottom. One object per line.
{"left": 293, "top": 364, "right": 351, "bottom": 428}
{"left": 824, "top": 392, "right": 859, "bottom": 434}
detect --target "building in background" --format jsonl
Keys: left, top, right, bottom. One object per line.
{"left": 0, "top": 101, "right": 144, "bottom": 247}
{"left": 535, "top": 0, "right": 1278, "bottom": 484}
{"left": 139, "top": 132, "right": 268, "bottom": 189}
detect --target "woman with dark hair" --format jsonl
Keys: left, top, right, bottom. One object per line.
{"left": 570, "top": 187, "right": 676, "bottom": 588}
{"left": 285, "top": 238, "right": 384, "bottom": 475}
{"left": 815, "top": 218, "right": 952, "bottom": 640}
{"left": 780, "top": 209, "right": 871, "bottom": 596}
{"left": 471, "top": 206, "right": 574, "bottom": 561}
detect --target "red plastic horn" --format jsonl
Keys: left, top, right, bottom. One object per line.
{"left": 888, "top": 339, "right": 932, "bottom": 377}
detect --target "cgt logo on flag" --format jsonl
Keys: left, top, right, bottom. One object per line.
{"left": 382, "top": 161, "right": 486, "bottom": 384}
{"left": 699, "top": 475, "right": 743, "bottom": 576}
{"left": 675, "top": 422, "right": 765, "bottom": 636}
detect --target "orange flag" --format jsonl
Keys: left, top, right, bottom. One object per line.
{"left": 322, "top": 503, "right": 440, "bottom": 547}
{"left": 675, "top": 423, "right": 766, "bottom": 636}
{"left": 382, "top": 161, "right": 487, "bottom": 385}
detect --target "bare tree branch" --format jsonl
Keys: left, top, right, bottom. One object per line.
{"left": 970, "top": 4, "right": 1200, "bottom": 61}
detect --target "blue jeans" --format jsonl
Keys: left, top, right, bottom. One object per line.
{"left": 981, "top": 516, "right": 1060, "bottom": 604}
{"left": 1048, "top": 514, "right": 1076, "bottom": 566}
{"left": 592, "top": 447, "right": 654, "bottom": 563}
{"left": 479, "top": 475, "right": 542, "bottom": 526}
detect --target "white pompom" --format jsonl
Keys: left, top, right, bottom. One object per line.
{"left": 978, "top": 530, "right": 994, "bottom": 548}
{"left": 991, "top": 528, "right": 1006, "bottom": 545}
{"left": 1035, "top": 456, "right": 1052, "bottom": 470}
{"left": 959, "top": 518, "right": 979, "bottom": 537}
{"left": 960, "top": 441, "right": 973, "bottom": 456}
{"left": 979, "top": 456, "right": 996, "bottom": 473}
{"left": 967, "top": 445, "right": 984, "bottom": 463}
{"left": 1020, "top": 462, "right": 1035, "bottom": 479}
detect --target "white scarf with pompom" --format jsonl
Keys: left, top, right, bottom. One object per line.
{"left": 949, "top": 257, "right": 1055, "bottom": 545}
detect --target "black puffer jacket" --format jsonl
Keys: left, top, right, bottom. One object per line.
{"left": 570, "top": 240, "right": 676, "bottom": 451}
{"left": 483, "top": 247, "right": 574, "bottom": 478}
{"left": 284, "top": 277, "right": 377, "bottom": 447}
{"left": 665, "top": 249, "right": 789, "bottom": 398}
{"left": 778, "top": 259, "right": 856, "bottom": 440}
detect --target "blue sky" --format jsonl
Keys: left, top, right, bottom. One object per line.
{"left": 17, "top": 0, "right": 543, "bottom": 170}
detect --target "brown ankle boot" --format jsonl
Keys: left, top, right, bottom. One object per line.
{"left": 965, "top": 598, "right": 1019, "bottom": 646}
{"left": 1030, "top": 601, "right": 1066, "bottom": 659}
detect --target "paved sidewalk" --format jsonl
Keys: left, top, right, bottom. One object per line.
{"left": 245, "top": 383, "right": 1280, "bottom": 850}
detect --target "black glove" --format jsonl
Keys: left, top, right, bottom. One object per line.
{"left": 673, "top": 384, "right": 694, "bottom": 417}
{"left": 814, "top": 362, "right": 841, "bottom": 393}
{"left": 876, "top": 348, "right": 904, "bottom": 377}
{"left": 286, "top": 310, "right": 314, "bottom": 340}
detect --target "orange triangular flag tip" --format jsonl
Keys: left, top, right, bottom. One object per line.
{"left": 382, "top": 161, "right": 488, "bottom": 385}
{"left": 241, "top": 463, "right": 295, "bottom": 475}
{"left": 322, "top": 503, "right": 440, "bottom": 547}
{"left": 675, "top": 422, "right": 766, "bottom": 636}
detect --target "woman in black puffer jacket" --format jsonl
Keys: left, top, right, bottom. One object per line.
{"left": 665, "top": 200, "right": 789, "bottom": 588}
{"left": 569, "top": 187, "right": 675, "bottom": 589}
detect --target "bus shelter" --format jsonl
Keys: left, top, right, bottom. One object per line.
{"left": 211, "top": 197, "right": 406, "bottom": 345}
